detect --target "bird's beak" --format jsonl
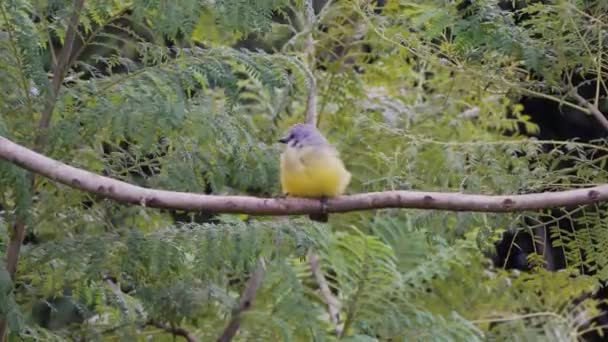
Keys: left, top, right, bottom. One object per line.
{"left": 278, "top": 136, "right": 289, "bottom": 144}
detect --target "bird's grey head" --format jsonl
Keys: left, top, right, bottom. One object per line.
{"left": 278, "top": 123, "right": 328, "bottom": 148}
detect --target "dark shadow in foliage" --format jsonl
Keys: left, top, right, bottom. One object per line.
{"left": 453, "top": 0, "right": 608, "bottom": 339}
{"left": 30, "top": 296, "right": 87, "bottom": 331}
{"left": 497, "top": 70, "right": 608, "bottom": 342}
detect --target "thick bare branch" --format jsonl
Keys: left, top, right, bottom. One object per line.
{"left": 217, "top": 258, "right": 267, "bottom": 342}
{"left": 3, "top": 135, "right": 608, "bottom": 214}
{"left": 307, "top": 250, "right": 342, "bottom": 335}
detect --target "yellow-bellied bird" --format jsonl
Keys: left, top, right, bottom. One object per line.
{"left": 278, "top": 123, "right": 351, "bottom": 222}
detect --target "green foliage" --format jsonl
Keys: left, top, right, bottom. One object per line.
{"left": 216, "top": 0, "right": 289, "bottom": 34}
{"left": 3, "top": 0, "right": 608, "bottom": 341}
{"left": 0, "top": 267, "right": 24, "bottom": 334}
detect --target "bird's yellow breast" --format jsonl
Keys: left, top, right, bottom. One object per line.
{"left": 280, "top": 145, "right": 351, "bottom": 198}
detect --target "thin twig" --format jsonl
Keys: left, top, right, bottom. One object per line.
{"left": 571, "top": 92, "right": 608, "bottom": 132}
{"left": 303, "top": 0, "right": 316, "bottom": 63}
{"left": 0, "top": 3, "right": 85, "bottom": 340}
{"left": 70, "top": 11, "right": 129, "bottom": 70}
{"left": 4, "top": 0, "right": 86, "bottom": 281}
{"left": 304, "top": 0, "right": 318, "bottom": 125}
{"left": 37, "top": 0, "right": 86, "bottom": 142}
{"left": 103, "top": 278, "right": 199, "bottom": 342}
{"left": 6, "top": 0, "right": 84, "bottom": 276}
{"left": 5, "top": 0, "right": 86, "bottom": 279}
{"left": 5, "top": 221, "right": 26, "bottom": 276}
{"left": 305, "top": 80, "right": 318, "bottom": 125}
{"left": 217, "top": 258, "right": 267, "bottom": 342}
{"left": 0, "top": 4, "right": 34, "bottom": 342}
{"left": 149, "top": 320, "right": 199, "bottom": 342}
{"left": 471, "top": 311, "right": 567, "bottom": 324}
{"left": 307, "top": 250, "right": 342, "bottom": 335}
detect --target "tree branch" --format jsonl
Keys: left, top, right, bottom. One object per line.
{"left": 307, "top": 250, "right": 342, "bottom": 335}
{"left": 1, "top": 4, "right": 85, "bottom": 339}
{"left": 304, "top": 0, "right": 318, "bottom": 125}
{"left": 3, "top": 135, "right": 608, "bottom": 214}
{"left": 4, "top": 0, "right": 85, "bottom": 281}
{"left": 104, "top": 278, "right": 199, "bottom": 342}
{"left": 305, "top": 78, "right": 318, "bottom": 125}
{"left": 571, "top": 92, "right": 608, "bottom": 132}
{"left": 38, "top": 0, "right": 86, "bottom": 138}
{"left": 4, "top": 0, "right": 86, "bottom": 281}
{"left": 217, "top": 258, "right": 266, "bottom": 342}
{"left": 5, "top": 221, "right": 26, "bottom": 276}
{"left": 149, "top": 320, "right": 199, "bottom": 342}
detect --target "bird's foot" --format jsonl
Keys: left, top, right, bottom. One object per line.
{"left": 309, "top": 196, "right": 329, "bottom": 223}
{"left": 320, "top": 196, "right": 328, "bottom": 214}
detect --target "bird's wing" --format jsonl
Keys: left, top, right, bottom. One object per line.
{"left": 298, "top": 145, "right": 338, "bottom": 165}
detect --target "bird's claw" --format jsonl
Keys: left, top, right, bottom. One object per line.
{"left": 320, "top": 196, "right": 328, "bottom": 214}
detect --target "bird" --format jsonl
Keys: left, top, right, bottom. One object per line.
{"left": 278, "top": 123, "right": 351, "bottom": 222}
